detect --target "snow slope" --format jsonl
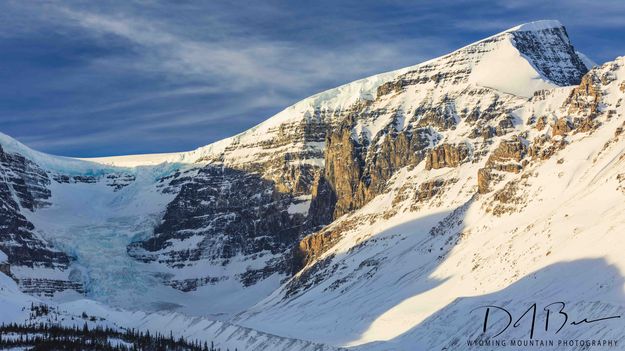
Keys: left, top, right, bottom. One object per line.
{"left": 0, "top": 270, "right": 342, "bottom": 351}
{"left": 234, "top": 57, "right": 625, "bottom": 349}
{"left": 467, "top": 35, "right": 556, "bottom": 97}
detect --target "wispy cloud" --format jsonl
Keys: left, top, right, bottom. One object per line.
{"left": 56, "top": 6, "right": 437, "bottom": 92}
{"left": 0, "top": 0, "right": 623, "bottom": 157}
{"left": 0, "top": 1, "right": 447, "bottom": 156}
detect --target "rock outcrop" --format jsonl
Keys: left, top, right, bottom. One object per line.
{"left": 128, "top": 164, "right": 311, "bottom": 287}
{"left": 565, "top": 70, "right": 601, "bottom": 116}
{"left": 510, "top": 25, "right": 588, "bottom": 86}
{"left": 424, "top": 143, "right": 470, "bottom": 170}
{"left": 552, "top": 117, "right": 573, "bottom": 136}
{"left": 0, "top": 261, "right": 10, "bottom": 277}
{"left": 476, "top": 137, "right": 528, "bottom": 194}
{"left": 0, "top": 145, "right": 83, "bottom": 296}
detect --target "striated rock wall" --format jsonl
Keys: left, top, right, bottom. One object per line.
{"left": 477, "top": 137, "right": 528, "bottom": 194}
{"left": 565, "top": 70, "right": 601, "bottom": 116}
{"left": 0, "top": 145, "right": 82, "bottom": 295}
{"left": 128, "top": 164, "right": 311, "bottom": 287}
{"left": 424, "top": 143, "right": 470, "bottom": 170}
{"left": 510, "top": 27, "right": 588, "bottom": 86}
{"left": 310, "top": 123, "right": 433, "bottom": 222}
{"left": 321, "top": 117, "right": 365, "bottom": 219}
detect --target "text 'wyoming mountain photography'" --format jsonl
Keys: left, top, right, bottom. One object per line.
{"left": 1, "top": 1, "right": 625, "bottom": 350}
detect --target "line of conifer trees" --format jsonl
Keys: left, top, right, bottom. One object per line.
{"left": 0, "top": 322, "right": 239, "bottom": 351}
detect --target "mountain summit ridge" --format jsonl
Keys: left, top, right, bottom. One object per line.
{"left": 0, "top": 20, "right": 589, "bottom": 168}
{"left": 39, "top": 19, "right": 585, "bottom": 167}
{"left": 506, "top": 19, "right": 564, "bottom": 32}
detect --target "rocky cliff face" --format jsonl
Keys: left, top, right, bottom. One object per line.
{"left": 305, "top": 19, "right": 588, "bottom": 233}
{"left": 509, "top": 24, "right": 587, "bottom": 86}
{"left": 0, "top": 145, "right": 83, "bottom": 296}
{"left": 128, "top": 164, "right": 310, "bottom": 289}
{"left": 236, "top": 53, "right": 625, "bottom": 351}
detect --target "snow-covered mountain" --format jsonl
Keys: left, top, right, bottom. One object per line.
{"left": 2, "top": 19, "right": 625, "bottom": 350}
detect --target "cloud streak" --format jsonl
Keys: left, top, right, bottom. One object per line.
{"left": 58, "top": 6, "right": 438, "bottom": 92}
{"left": 0, "top": 1, "right": 623, "bottom": 157}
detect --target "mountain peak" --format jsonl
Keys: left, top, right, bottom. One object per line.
{"left": 74, "top": 20, "right": 592, "bottom": 167}
{"left": 503, "top": 20, "right": 588, "bottom": 87}
{"left": 2, "top": 20, "right": 590, "bottom": 170}
{"left": 506, "top": 19, "right": 564, "bottom": 33}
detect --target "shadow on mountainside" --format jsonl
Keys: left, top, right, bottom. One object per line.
{"left": 120, "top": 162, "right": 324, "bottom": 314}
{"left": 0, "top": 142, "right": 318, "bottom": 315}
{"left": 358, "top": 258, "right": 625, "bottom": 351}
{"left": 237, "top": 197, "right": 474, "bottom": 346}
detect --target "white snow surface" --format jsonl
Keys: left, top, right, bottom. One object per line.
{"left": 80, "top": 153, "right": 181, "bottom": 167}
{"left": 0, "top": 271, "right": 340, "bottom": 351}
{"left": 506, "top": 19, "right": 564, "bottom": 32}
{"left": 0, "top": 132, "right": 115, "bottom": 174}
{"left": 468, "top": 35, "right": 557, "bottom": 97}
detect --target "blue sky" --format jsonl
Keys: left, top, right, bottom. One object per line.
{"left": 1, "top": 1, "right": 624, "bottom": 157}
